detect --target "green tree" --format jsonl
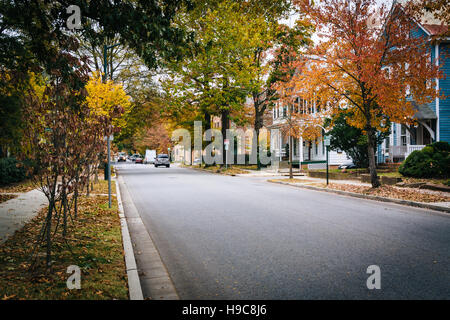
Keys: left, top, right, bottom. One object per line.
{"left": 325, "top": 113, "right": 390, "bottom": 168}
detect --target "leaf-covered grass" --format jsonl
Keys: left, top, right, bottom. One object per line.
{"left": 0, "top": 193, "right": 128, "bottom": 300}
{"left": 269, "top": 178, "right": 315, "bottom": 184}
{"left": 323, "top": 183, "right": 450, "bottom": 203}
{"left": 233, "top": 164, "right": 259, "bottom": 170}
{"left": 200, "top": 165, "right": 249, "bottom": 175}
{"left": 0, "top": 179, "right": 36, "bottom": 193}
{"left": 0, "top": 194, "right": 17, "bottom": 203}
{"left": 270, "top": 179, "right": 449, "bottom": 203}
{"left": 90, "top": 179, "right": 117, "bottom": 195}
{"left": 377, "top": 171, "right": 448, "bottom": 186}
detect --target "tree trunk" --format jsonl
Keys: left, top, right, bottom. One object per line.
{"left": 203, "top": 111, "right": 211, "bottom": 168}
{"left": 62, "top": 177, "right": 67, "bottom": 238}
{"left": 253, "top": 93, "right": 263, "bottom": 170}
{"left": 289, "top": 136, "right": 293, "bottom": 179}
{"left": 255, "top": 127, "right": 261, "bottom": 170}
{"left": 45, "top": 200, "right": 53, "bottom": 267}
{"left": 74, "top": 174, "right": 79, "bottom": 219}
{"left": 221, "top": 109, "right": 229, "bottom": 167}
{"left": 94, "top": 161, "right": 99, "bottom": 183}
{"left": 86, "top": 166, "right": 90, "bottom": 197}
{"left": 367, "top": 129, "right": 380, "bottom": 188}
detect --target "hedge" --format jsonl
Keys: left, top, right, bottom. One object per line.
{"left": 399, "top": 142, "right": 450, "bottom": 178}
{"left": 0, "top": 158, "right": 27, "bottom": 185}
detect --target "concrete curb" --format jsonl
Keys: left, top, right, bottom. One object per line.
{"left": 115, "top": 178, "right": 144, "bottom": 300}
{"left": 116, "top": 174, "right": 179, "bottom": 300}
{"left": 268, "top": 180, "right": 450, "bottom": 214}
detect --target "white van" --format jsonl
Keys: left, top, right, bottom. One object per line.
{"left": 144, "top": 149, "right": 156, "bottom": 164}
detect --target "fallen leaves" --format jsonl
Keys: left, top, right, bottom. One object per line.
{"left": 0, "top": 194, "right": 18, "bottom": 203}
{"left": 0, "top": 192, "right": 127, "bottom": 300}
{"left": 325, "top": 183, "right": 450, "bottom": 203}
{"left": 0, "top": 180, "right": 36, "bottom": 193}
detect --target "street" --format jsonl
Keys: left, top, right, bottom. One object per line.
{"left": 116, "top": 163, "right": 450, "bottom": 299}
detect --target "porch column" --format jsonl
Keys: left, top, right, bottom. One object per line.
{"left": 299, "top": 136, "right": 303, "bottom": 163}
{"left": 279, "top": 132, "right": 282, "bottom": 161}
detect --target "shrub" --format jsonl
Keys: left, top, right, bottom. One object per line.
{"left": 0, "top": 157, "right": 27, "bottom": 185}
{"left": 399, "top": 142, "right": 450, "bottom": 178}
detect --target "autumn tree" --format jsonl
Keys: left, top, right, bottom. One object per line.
{"left": 85, "top": 72, "right": 131, "bottom": 186}
{"left": 163, "top": 1, "right": 259, "bottom": 165}
{"left": 411, "top": 0, "right": 449, "bottom": 37}
{"left": 294, "top": 0, "right": 442, "bottom": 187}
{"left": 245, "top": 5, "right": 313, "bottom": 169}
{"left": 274, "top": 56, "right": 323, "bottom": 178}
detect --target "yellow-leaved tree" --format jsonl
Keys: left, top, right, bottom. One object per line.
{"left": 85, "top": 72, "right": 132, "bottom": 130}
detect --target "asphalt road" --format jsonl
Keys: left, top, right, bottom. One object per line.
{"left": 116, "top": 162, "right": 450, "bottom": 299}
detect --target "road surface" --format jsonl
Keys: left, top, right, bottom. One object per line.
{"left": 116, "top": 162, "right": 450, "bottom": 299}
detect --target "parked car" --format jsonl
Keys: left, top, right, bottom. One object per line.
{"left": 117, "top": 152, "right": 127, "bottom": 162}
{"left": 154, "top": 154, "right": 170, "bottom": 168}
{"left": 130, "top": 154, "right": 140, "bottom": 162}
{"left": 135, "top": 156, "right": 143, "bottom": 164}
{"left": 338, "top": 162, "right": 357, "bottom": 169}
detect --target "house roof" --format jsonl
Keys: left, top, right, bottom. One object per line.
{"left": 422, "top": 24, "right": 449, "bottom": 36}
{"left": 396, "top": 0, "right": 448, "bottom": 36}
{"left": 412, "top": 101, "right": 437, "bottom": 120}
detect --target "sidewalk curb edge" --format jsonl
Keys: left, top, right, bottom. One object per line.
{"left": 115, "top": 177, "right": 144, "bottom": 300}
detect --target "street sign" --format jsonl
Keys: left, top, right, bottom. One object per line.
{"left": 103, "top": 135, "right": 114, "bottom": 141}
{"left": 324, "top": 136, "right": 331, "bottom": 146}
{"left": 224, "top": 139, "right": 229, "bottom": 151}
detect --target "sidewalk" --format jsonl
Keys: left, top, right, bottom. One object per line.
{"left": 0, "top": 189, "right": 47, "bottom": 244}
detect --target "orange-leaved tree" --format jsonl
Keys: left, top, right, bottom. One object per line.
{"left": 273, "top": 52, "right": 323, "bottom": 179}
{"left": 294, "top": 0, "right": 442, "bottom": 187}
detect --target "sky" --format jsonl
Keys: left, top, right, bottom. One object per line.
{"left": 279, "top": 0, "right": 397, "bottom": 44}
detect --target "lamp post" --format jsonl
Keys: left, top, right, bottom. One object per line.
{"left": 324, "top": 136, "right": 331, "bottom": 186}
{"left": 103, "top": 43, "right": 119, "bottom": 208}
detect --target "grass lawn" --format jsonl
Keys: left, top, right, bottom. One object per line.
{"left": 309, "top": 168, "right": 368, "bottom": 175}
{"left": 233, "top": 164, "right": 259, "bottom": 170}
{"left": 200, "top": 165, "right": 249, "bottom": 175}
{"left": 0, "top": 184, "right": 127, "bottom": 299}
{"left": 91, "top": 178, "right": 117, "bottom": 195}
{"left": 377, "top": 171, "right": 448, "bottom": 186}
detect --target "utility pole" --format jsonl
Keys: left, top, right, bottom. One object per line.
{"left": 103, "top": 43, "right": 119, "bottom": 208}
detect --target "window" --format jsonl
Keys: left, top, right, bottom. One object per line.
{"left": 283, "top": 106, "right": 287, "bottom": 118}
{"left": 401, "top": 125, "right": 407, "bottom": 146}
{"left": 299, "top": 98, "right": 305, "bottom": 114}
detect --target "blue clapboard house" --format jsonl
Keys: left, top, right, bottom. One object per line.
{"left": 377, "top": 5, "right": 449, "bottom": 163}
